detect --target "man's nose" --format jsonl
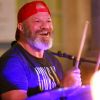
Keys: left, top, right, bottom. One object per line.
{"left": 40, "top": 22, "right": 49, "bottom": 29}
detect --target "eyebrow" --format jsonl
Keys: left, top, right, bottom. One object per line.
{"left": 34, "top": 17, "right": 51, "bottom": 19}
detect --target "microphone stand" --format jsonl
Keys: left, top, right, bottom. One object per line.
{"left": 51, "top": 51, "right": 96, "bottom": 65}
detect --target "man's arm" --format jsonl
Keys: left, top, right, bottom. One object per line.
{"left": 1, "top": 90, "right": 27, "bottom": 100}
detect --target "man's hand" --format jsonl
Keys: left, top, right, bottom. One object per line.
{"left": 61, "top": 68, "right": 82, "bottom": 88}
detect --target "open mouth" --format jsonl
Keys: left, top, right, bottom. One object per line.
{"left": 39, "top": 31, "right": 50, "bottom": 36}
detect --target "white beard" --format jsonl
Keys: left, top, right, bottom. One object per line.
{"left": 27, "top": 37, "right": 53, "bottom": 51}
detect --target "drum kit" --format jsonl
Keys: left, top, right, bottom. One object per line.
{"left": 27, "top": 21, "right": 99, "bottom": 100}
{"left": 27, "top": 85, "right": 92, "bottom": 100}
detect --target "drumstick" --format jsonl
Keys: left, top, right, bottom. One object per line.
{"left": 75, "top": 21, "right": 89, "bottom": 68}
{"left": 95, "top": 52, "right": 100, "bottom": 71}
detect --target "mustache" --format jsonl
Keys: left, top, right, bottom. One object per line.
{"left": 35, "top": 29, "right": 52, "bottom": 34}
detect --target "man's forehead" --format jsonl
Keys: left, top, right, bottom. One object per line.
{"left": 32, "top": 12, "right": 51, "bottom": 18}
{"left": 24, "top": 12, "right": 51, "bottom": 22}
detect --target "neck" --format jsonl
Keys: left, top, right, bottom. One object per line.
{"left": 17, "top": 41, "right": 44, "bottom": 58}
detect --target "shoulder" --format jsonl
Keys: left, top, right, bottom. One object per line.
{"left": 0, "top": 43, "right": 26, "bottom": 72}
{"left": 0, "top": 43, "right": 24, "bottom": 63}
{"left": 0, "top": 43, "right": 20, "bottom": 59}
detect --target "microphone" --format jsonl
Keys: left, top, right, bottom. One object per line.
{"left": 51, "top": 51, "right": 96, "bottom": 64}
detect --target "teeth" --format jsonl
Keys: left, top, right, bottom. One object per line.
{"left": 40, "top": 31, "right": 48, "bottom": 35}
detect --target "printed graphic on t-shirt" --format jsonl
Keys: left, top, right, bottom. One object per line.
{"left": 34, "top": 66, "right": 60, "bottom": 91}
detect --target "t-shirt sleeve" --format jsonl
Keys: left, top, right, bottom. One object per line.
{"left": 0, "top": 56, "right": 28, "bottom": 94}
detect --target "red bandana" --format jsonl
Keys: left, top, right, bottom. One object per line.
{"left": 18, "top": 1, "right": 51, "bottom": 23}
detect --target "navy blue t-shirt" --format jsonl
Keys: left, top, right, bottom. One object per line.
{"left": 0, "top": 43, "right": 63, "bottom": 97}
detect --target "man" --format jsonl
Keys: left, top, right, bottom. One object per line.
{"left": 0, "top": 1, "right": 81, "bottom": 100}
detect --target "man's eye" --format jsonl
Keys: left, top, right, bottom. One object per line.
{"left": 35, "top": 20, "right": 40, "bottom": 22}
{"left": 47, "top": 20, "right": 51, "bottom": 22}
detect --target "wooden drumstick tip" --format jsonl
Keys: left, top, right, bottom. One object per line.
{"left": 85, "top": 21, "right": 89, "bottom": 25}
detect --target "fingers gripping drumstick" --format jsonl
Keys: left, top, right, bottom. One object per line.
{"left": 75, "top": 21, "right": 89, "bottom": 68}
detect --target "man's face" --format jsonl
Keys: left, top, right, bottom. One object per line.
{"left": 22, "top": 12, "right": 54, "bottom": 51}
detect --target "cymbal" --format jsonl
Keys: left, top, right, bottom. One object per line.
{"left": 27, "top": 85, "right": 92, "bottom": 100}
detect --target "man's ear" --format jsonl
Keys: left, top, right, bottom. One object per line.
{"left": 17, "top": 23, "right": 24, "bottom": 32}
